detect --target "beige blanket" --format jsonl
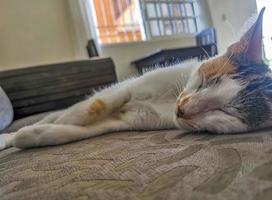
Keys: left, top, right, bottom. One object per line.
{"left": 1, "top": 128, "right": 272, "bottom": 200}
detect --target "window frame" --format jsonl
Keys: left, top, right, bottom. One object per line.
{"left": 140, "top": 0, "right": 198, "bottom": 39}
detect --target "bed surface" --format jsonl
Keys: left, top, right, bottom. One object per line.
{"left": 1, "top": 123, "right": 272, "bottom": 200}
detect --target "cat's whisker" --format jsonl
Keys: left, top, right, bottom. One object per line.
{"left": 200, "top": 47, "right": 210, "bottom": 60}
{"left": 176, "top": 83, "right": 180, "bottom": 93}
{"left": 175, "top": 83, "right": 180, "bottom": 95}
{"left": 221, "top": 50, "right": 234, "bottom": 72}
{"left": 169, "top": 86, "right": 178, "bottom": 96}
{"left": 175, "top": 80, "right": 184, "bottom": 95}
{"left": 178, "top": 82, "right": 183, "bottom": 93}
{"left": 164, "top": 86, "right": 178, "bottom": 98}
{"left": 174, "top": 87, "right": 180, "bottom": 98}
{"left": 175, "top": 88, "right": 180, "bottom": 98}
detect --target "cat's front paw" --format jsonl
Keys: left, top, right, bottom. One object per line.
{"left": 0, "top": 133, "right": 14, "bottom": 150}
{"left": 13, "top": 126, "right": 45, "bottom": 149}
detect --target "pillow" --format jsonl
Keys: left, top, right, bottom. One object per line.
{"left": 0, "top": 87, "right": 13, "bottom": 132}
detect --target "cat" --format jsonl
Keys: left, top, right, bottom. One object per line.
{"left": 0, "top": 8, "right": 269, "bottom": 150}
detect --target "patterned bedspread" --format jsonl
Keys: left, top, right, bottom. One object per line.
{"left": 1, "top": 128, "right": 272, "bottom": 200}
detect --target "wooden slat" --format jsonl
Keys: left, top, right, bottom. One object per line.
{"left": 0, "top": 58, "right": 114, "bottom": 78}
{"left": 0, "top": 62, "right": 115, "bottom": 84}
{"left": 12, "top": 81, "right": 113, "bottom": 108}
{"left": 0, "top": 67, "right": 115, "bottom": 92}
{"left": 13, "top": 87, "right": 94, "bottom": 108}
{"left": 15, "top": 96, "right": 85, "bottom": 118}
{"left": 6, "top": 75, "right": 115, "bottom": 100}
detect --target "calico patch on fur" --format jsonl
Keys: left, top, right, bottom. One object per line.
{"left": 231, "top": 63, "right": 272, "bottom": 127}
{"left": 200, "top": 56, "right": 236, "bottom": 80}
{"left": 88, "top": 99, "right": 107, "bottom": 120}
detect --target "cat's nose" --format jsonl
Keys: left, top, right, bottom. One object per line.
{"left": 176, "top": 96, "right": 190, "bottom": 118}
{"left": 176, "top": 107, "right": 185, "bottom": 118}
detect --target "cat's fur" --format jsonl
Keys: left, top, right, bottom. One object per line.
{"left": 0, "top": 8, "right": 269, "bottom": 150}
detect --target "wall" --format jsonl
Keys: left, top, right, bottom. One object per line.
{"left": 207, "top": 0, "right": 257, "bottom": 53}
{"left": 100, "top": 35, "right": 196, "bottom": 80}
{"left": 195, "top": 0, "right": 213, "bottom": 32}
{"left": 68, "top": 0, "right": 91, "bottom": 59}
{"left": 0, "top": 0, "right": 77, "bottom": 70}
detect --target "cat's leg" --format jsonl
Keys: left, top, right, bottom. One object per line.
{"left": 34, "top": 110, "right": 64, "bottom": 125}
{"left": 1, "top": 100, "right": 178, "bottom": 150}
{"left": 0, "top": 87, "right": 132, "bottom": 150}
{"left": 11, "top": 119, "right": 129, "bottom": 149}
{"left": 0, "top": 111, "right": 64, "bottom": 150}
{"left": 10, "top": 102, "right": 173, "bottom": 149}
{"left": 54, "top": 87, "right": 131, "bottom": 126}
{"left": 0, "top": 132, "right": 16, "bottom": 150}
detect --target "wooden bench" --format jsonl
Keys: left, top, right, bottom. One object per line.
{"left": 0, "top": 58, "right": 117, "bottom": 119}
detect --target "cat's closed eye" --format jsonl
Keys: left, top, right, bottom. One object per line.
{"left": 197, "top": 70, "right": 221, "bottom": 91}
{"left": 206, "top": 77, "right": 221, "bottom": 87}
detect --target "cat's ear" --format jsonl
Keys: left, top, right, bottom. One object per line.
{"left": 227, "top": 7, "right": 265, "bottom": 64}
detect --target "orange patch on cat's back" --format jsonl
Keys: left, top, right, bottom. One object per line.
{"left": 200, "top": 56, "right": 236, "bottom": 80}
{"left": 88, "top": 99, "right": 107, "bottom": 118}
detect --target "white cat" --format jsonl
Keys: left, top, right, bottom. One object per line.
{"left": 0, "top": 8, "right": 269, "bottom": 150}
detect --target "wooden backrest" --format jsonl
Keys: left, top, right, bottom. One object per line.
{"left": 0, "top": 58, "right": 117, "bottom": 119}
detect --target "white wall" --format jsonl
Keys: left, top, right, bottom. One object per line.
{"left": 100, "top": 35, "right": 196, "bottom": 80}
{"left": 195, "top": 0, "right": 213, "bottom": 31}
{"left": 0, "top": 0, "right": 77, "bottom": 70}
{"left": 68, "top": 0, "right": 92, "bottom": 59}
{"left": 207, "top": 0, "right": 257, "bottom": 53}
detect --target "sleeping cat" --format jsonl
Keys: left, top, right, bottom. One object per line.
{"left": 0, "top": 8, "right": 269, "bottom": 150}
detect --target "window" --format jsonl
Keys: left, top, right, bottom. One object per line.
{"left": 256, "top": 0, "right": 272, "bottom": 64}
{"left": 90, "top": 0, "right": 198, "bottom": 44}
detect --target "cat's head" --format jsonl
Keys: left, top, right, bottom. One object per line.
{"left": 175, "top": 8, "right": 271, "bottom": 133}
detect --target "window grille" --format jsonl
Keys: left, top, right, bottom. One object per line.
{"left": 91, "top": 0, "right": 144, "bottom": 44}
{"left": 141, "top": 0, "right": 198, "bottom": 38}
